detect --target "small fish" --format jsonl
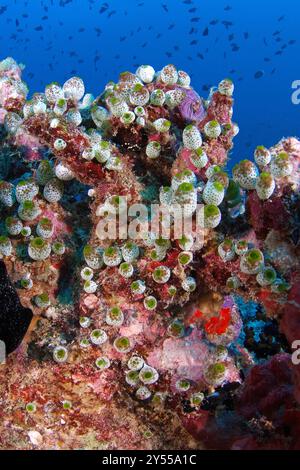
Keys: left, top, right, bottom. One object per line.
{"left": 222, "top": 20, "right": 233, "bottom": 29}
{"left": 231, "top": 43, "right": 240, "bottom": 52}
{"left": 254, "top": 70, "right": 264, "bottom": 79}
{"left": 203, "top": 27, "right": 209, "bottom": 36}
{"left": 59, "top": 0, "right": 73, "bottom": 6}
{"left": 99, "top": 4, "right": 108, "bottom": 14}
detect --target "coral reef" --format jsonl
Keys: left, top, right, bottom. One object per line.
{"left": 0, "top": 57, "right": 299, "bottom": 450}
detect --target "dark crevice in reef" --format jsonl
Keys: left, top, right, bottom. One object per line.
{"left": 218, "top": 210, "right": 251, "bottom": 238}
{"left": 56, "top": 178, "right": 92, "bottom": 306}
{"left": 0, "top": 260, "right": 33, "bottom": 354}
{"left": 0, "top": 136, "right": 28, "bottom": 182}
{"left": 244, "top": 317, "right": 291, "bottom": 359}
{"left": 200, "top": 381, "right": 242, "bottom": 412}
{"left": 27, "top": 334, "right": 53, "bottom": 363}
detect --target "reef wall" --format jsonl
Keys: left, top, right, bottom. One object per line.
{"left": 0, "top": 58, "right": 299, "bottom": 450}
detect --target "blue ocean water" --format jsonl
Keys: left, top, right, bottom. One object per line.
{"left": 1, "top": 0, "right": 299, "bottom": 167}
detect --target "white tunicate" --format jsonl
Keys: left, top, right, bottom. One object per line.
{"left": 165, "top": 89, "right": 186, "bottom": 108}
{"left": 90, "top": 329, "right": 108, "bottom": 346}
{"left": 63, "top": 76, "right": 85, "bottom": 101}
{"left": 136, "top": 65, "right": 155, "bottom": 83}
{"left": 127, "top": 356, "right": 144, "bottom": 371}
{"left": 45, "top": 82, "right": 64, "bottom": 104}
{"left": 54, "top": 138, "right": 67, "bottom": 151}
{"left": 82, "top": 148, "right": 95, "bottom": 161}
{"left": 55, "top": 163, "right": 74, "bottom": 181}
{"left": 183, "top": 125, "right": 202, "bottom": 150}
{"left": 33, "top": 101, "right": 47, "bottom": 115}
{"left": 160, "top": 64, "right": 178, "bottom": 85}
{"left": 65, "top": 108, "right": 82, "bottom": 126}
{"left": 79, "top": 93, "right": 94, "bottom": 110}
{"left": 43, "top": 178, "right": 64, "bottom": 203}
{"left": 23, "top": 102, "right": 33, "bottom": 119}
{"left": 136, "top": 386, "right": 151, "bottom": 400}
{"left": 177, "top": 70, "right": 191, "bottom": 88}
{"left": 91, "top": 106, "right": 108, "bottom": 127}
{"left": 50, "top": 118, "right": 60, "bottom": 128}
{"left": 84, "top": 280, "right": 98, "bottom": 294}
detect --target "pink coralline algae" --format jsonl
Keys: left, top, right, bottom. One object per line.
{"left": 147, "top": 329, "right": 210, "bottom": 382}
{"left": 0, "top": 58, "right": 299, "bottom": 450}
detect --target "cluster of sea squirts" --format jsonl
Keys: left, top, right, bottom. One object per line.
{"left": 0, "top": 57, "right": 299, "bottom": 428}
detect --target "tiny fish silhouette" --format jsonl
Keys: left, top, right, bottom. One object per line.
{"left": 254, "top": 70, "right": 264, "bottom": 79}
